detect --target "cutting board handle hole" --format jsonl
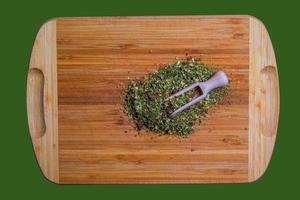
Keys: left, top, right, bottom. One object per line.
{"left": 27, "top": 68, "right": 46, "bottom": 138}
{"left": 260, "top": 65, "right": 279, "bottom": 137}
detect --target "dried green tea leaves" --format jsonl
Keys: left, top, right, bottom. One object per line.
{"left": 123, "top": 59, "right": 228, "bottom": 136}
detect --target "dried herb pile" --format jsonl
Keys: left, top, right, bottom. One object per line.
{"left": 123, "top": 58, "right": 228, "bottom": 136}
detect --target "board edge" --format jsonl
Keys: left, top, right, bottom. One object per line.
{"left": 248, "top": 15, "right": 280, "bottom": 182}
{"left": 27, "top": 19, "right": 59, "bottom": 184}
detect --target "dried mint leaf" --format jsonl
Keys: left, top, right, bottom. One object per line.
{"left": 123, "top": 58, "right": 229, "bottom": 136}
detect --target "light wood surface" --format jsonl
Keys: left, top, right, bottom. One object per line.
{"left": 27, "top": 16, "right": 279, "bottom": 184}
{"left": 248, "top": 17, "right": 279, "bottom": 182}
{"left": 27, "top": 20, "right": 59, "bottom": 182}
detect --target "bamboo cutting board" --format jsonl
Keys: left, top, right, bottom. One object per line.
{"left": 27, "top": 16, "right": 279, "bottom": 184}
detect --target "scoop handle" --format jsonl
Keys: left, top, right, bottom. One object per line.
{"left": 202, "top": 71, "right": 229, "bottom": 94}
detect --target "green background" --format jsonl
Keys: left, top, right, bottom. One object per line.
{"left": 1, "top": 0, "right": 298, "bottom": 199}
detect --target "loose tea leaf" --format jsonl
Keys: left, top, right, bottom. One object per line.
{"left": 123, "top": 58, "right": 229, "bottom": 136}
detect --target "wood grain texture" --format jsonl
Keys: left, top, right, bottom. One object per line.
{"left": 27, "top": 16, "right": 279, "bottom": 184}
{"left": 27, "top": 20, "right": 59, "bottom": 182}
{"left": 248, "top": 17, "right": 279, "bottom": 182}
{"left": 56, "top": 16, "right": 249, "bottom": 183}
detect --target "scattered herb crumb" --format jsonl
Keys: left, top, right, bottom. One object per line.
{"left": 123, "top": 58, "right": 229, "bottom": 136}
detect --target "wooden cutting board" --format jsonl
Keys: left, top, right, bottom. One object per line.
{"left": 27, "top": 16, "right": 279, "bottom": 184}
